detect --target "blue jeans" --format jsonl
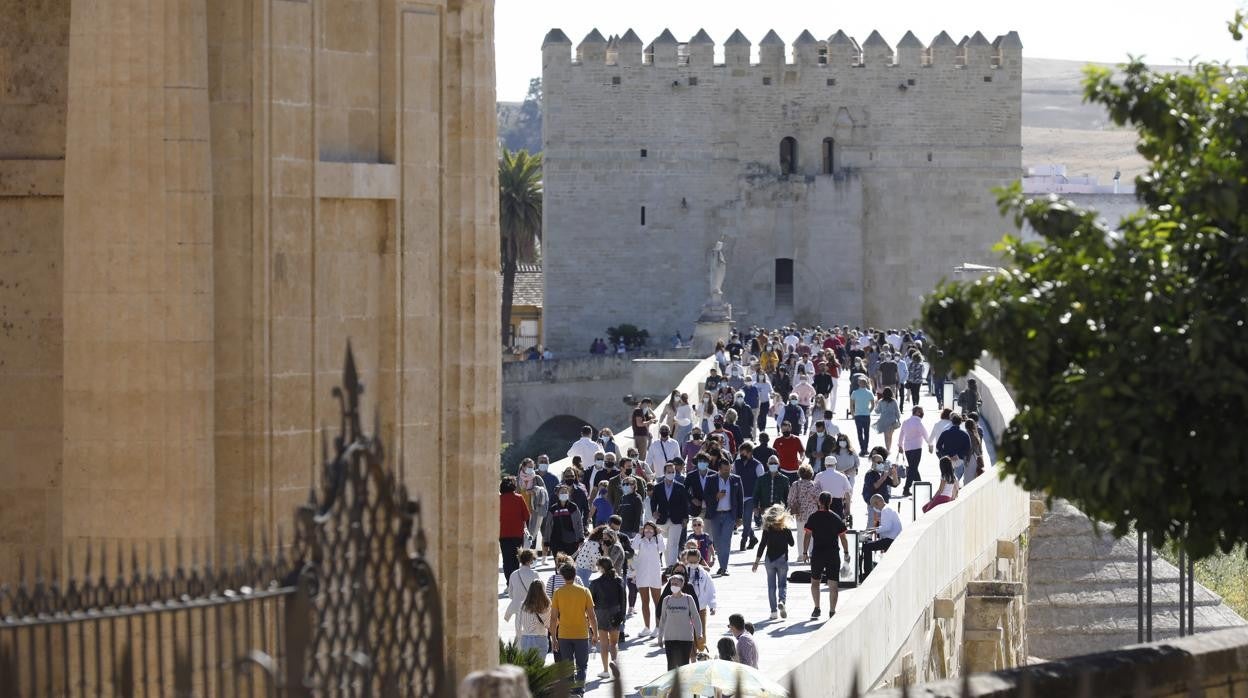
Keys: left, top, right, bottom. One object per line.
{"left": 519, "top": 634, "right": 548, "bottom": 655}
{"left": 764, "top": 556, "right": 789, "bottom": 612}
{"left": 558, "top": 638, "right": 590, "bottom": 687}
{"left": 854, "top": 415, "right": 871, "bottom": 452}
{"left": 708, "top": 514, "right": 735, "bottom": 573}
{"left": 576, "top": 568, "right": 592, "bottom": 587}
{"left": 741, "top": 497, "right": 756, "bottom": 542}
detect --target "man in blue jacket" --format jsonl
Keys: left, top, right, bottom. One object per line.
{"left": 935, "top": 413, "right": 972, "bottom": 479}
{"left": 733, "top": 442, "right": 764, "bottom": 550}
{"left": 705, "top": 459, "right": 745, "bottom": 577}
{"left": 651, "top": 460, "right": 691, "bottom": 563}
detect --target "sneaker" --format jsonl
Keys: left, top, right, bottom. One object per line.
{"left": 639, "top": 627, "right": 651, "bottom": 637}
{"left": 598, "top": 671, "right": 611, "bottom": 679}
{"left": 811, "top": 607, "right": 821, "bottom": 620}
{"left": 769, "top": 611, "right": 779, "bottom": 620}
{"left": 779, "top": 602, "right": 787, "bottom": 619}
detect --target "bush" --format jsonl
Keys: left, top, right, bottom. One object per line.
{"left": 607, "top": 324, "right": 650, "bottom": 351}
{"left": 498, "top": 639, "right": 574, "bottom": 698}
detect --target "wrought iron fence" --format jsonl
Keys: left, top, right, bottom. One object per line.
{"left": 0, "top": 345, "right": 447, "bottom": 697}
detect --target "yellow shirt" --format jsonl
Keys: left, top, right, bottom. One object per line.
{"left": 759, "top": 350, "right": 778, "bottom": 373}
{"left": 551, "top": 583, "right": 594, "bottom": 639}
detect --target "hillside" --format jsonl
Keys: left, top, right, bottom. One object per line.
{"left": 498, "top": 57, "right": 1165, "bottom": 183}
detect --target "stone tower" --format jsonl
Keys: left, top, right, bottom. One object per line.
{"left": 541, "top": 27, "right": 1023, "bottom": 351}
{"left": 0, "top": 0, "right": 500, "bottom": 677}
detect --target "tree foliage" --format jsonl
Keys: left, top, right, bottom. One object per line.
{"left": 607, "top": 324, "right": 650, "bottom": 351}
{"left": 921, "top": 15, "right": 1248, "bottom": 559}
{"left": 499, "top": 77, "right": 543, "bottom": 154}
{"left": 499, "top": 148, "right": 543, "bottom": 346}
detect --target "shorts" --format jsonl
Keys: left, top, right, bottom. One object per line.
{"left": 809, "top": 552, "right": 840, "bottom": 582}
{"left": 594, "top": 607, "right": 623, "bottom": 631}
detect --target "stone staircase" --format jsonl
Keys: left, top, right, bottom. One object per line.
{"left": 1026, "top": 498, "right": 1246, "bottom": 660}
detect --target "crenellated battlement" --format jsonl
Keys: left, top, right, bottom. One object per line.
{"left": 542, "top": 27, "right": 1022, "bottom": 71}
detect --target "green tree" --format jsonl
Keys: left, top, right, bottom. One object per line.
{"left": 921, "top": 14, "right": 1248, "bottom": 559}
{"left": 499, "top": 148, "right": 543, "bottom": 347}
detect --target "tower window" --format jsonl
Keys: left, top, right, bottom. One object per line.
{"left": 774, "top": 258, "right": 794, "bottom": 310}
{"left": 640, "top": 148, "right": 647, "bottom": 158}
{"left": 640, "top": 206, "right": 646, "bottom": 226}
{"left": 762, "top": 76, "right": 772, "bottom": 85}
{"left": 822, "top": 138, "right": 835, "bottom": 175}
{"left": 779, "top": 137, "right": 797, "bottom": 175}
{"left": 688, "top": 77, "right": 698, "bottom": 86}
{"left": 612, "top": 76, "right": 621, "bottom": 85}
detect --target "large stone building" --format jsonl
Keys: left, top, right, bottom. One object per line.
{"left": 0, "top": 0, "right": 499, "bottom": 676}
{"left": 541, "top": 27, "right": 1023, "bottom": 352}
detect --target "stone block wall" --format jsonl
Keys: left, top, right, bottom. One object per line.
{"left": 0, "top": 0, "right": 501, "bottom": 681}
{"left": 541, "top": 28, "right": 1022, "bottom": 352}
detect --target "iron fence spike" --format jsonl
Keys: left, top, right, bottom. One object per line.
{"left": 116, "top": 539, "right": 124, "bottom": 579}
{"left": 33, "top": 553, "right": 43, "bottom": 585}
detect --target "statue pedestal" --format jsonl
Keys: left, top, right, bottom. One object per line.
{"left": 692, "top": 298, "right": 732, "bottom": 355}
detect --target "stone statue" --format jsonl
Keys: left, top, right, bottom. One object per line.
{"left": 707, "top": 239, "right": 726, "bottom": 299}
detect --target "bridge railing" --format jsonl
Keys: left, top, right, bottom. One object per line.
{"left": 772, "top": 364, "right": 1030, "bottom": 694}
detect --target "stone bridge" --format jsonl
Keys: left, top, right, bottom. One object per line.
{"left": 498, "top": 355, "right": 1243, "bottom": 696}
{"left": 501, "top": 350, "right": 700, "bottom": 443}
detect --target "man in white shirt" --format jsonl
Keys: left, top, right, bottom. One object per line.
{"left": 567, "top": 425, "right": 604, "bottom": 465}
{"left": 645, "top": 425, "right": 681, "bottom": 475}
{"left": 897, "top": 405, "right": 934, "bottom": 497}
{"left": 862, "top": 494, "right": 903, "bottom": 577}
{"left": 813, "top": 458, "right": 852, "bottom": 519}
{"left": 885, "top": 331, "right": 902, "bottom": 353}
{"left": 783, "top": 330, "right": 799, "bottom": 350}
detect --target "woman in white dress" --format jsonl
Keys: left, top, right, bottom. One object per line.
{"left": 632, "top": 521, "right": 666, "bottom": 637}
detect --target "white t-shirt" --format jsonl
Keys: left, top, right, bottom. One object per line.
{"left": 814, "top": 468, "right": 852, "bottom": 499}
{"left": 567, "top": 437, "right": 604, "bottom": 464}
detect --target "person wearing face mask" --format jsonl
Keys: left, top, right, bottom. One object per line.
{"left": 851, "top": 376, "right": 877, "bottom": 452}
{"left": 541, "top": 484, "right": 583, "bottom": 558}
{"left": 682, "top": 428, "right": 705, "bottom": 467}
{"left": 614, "top": 477, "right": 645, "bottom": 537}
{"left": 862, "top": 493, "right": 903, "bottom": 578}
{"left": 741, "top": 378, "right": 760, "bottom": 438}
{"left": 687, "top": 451, "right": 715, "bottom": 518}
{"left": 645, "top": 424, "right": 681, "bottom": 475}
{"left": 607, "top": 457, "right": 643, "bottom": 508}
{"left": 582, "top": 452, "right": 609, "bottom": 493}
{"left": 656, "top": 572, "right": 703, "bottom": 667}
{"left": 805, "top": 420, "right": 835, "bottom": 471}
{"left": 522, "top": 465, "right": 549, "bottom": 556}
{"left": 632, "top": 522, "right": 666, "bottom": 638}
{"left": 651, "top": 462, "right": 691, "bottom": 563}
{"left": 499, "top": 476, "right": 532, "bottom": 583}
{"left": 831, "top": 434, "right": 860, "bottom": 493}
{"left": 733, "top": 442, "right": 764, "bottom": 550}
{"left": 752, "top": 456, "right": 790, "bottom": 527}
{"left": 755, "top": 372, "right": 772, "bottom": 433}
{"left": 779, "top": 391, "right": 805, "bottom": 437}
{"left": 598, "top": 427, "right": 619, "bottom": 455}
{"left": 773, "top": 420, "right": 805, "bottom": 480}
{"left": 705, "top": 459, "right": 745, "bottom": 577}
{"left": 681, "top": 549, "right": 717, "bottom": 654}
{"left": 862, "top": 451, "right": 900, "bottom": 506}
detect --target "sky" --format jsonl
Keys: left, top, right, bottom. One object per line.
{"left": 494, "top": 0, "right": 1247, "bottom": 101}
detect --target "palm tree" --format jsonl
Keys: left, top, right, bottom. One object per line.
{"left": 498, "top": 148, "right": 543, "bottom": 348}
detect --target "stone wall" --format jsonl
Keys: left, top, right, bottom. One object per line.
{"left": 865, "top": 627, "right": 1248, "bottom": 697}
{"left": 0, "top": 0, "right": 69, "bottom": 586}
{"left": 0, "top": 0, "right": 501, "bottom": 681}
{"left": 540, "top": 29, "right": 1022, "bottom": 352}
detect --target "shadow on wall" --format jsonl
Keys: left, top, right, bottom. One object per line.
{"left": 500, "top": 414, "right": 590, "bottom": 474}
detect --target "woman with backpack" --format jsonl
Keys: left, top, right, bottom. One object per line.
{"left": 589, "top": 556, "right": 627, "bottom": 679}
{"left": 516, "top": 579, "right": 553, "bottom": 656}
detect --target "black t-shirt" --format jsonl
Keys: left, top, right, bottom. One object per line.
{"left": 880, "top": 360, "right": 898, "bottom": 384}
{"left": 804, "top": 510, "right": 847, "bottom": 557}
{"left": 704, "top": 375, "right": 722, "bottom": 392}
{"left": 758, "top": 527, "right": 794, "bottom": 562}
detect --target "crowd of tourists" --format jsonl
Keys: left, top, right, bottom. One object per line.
{"left": 498, "top": 325, "right": 989, "bottom": 695}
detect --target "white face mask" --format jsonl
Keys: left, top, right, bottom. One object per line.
{"left": 768, "top": 463, "right": 780, "bottom": 473}
{"left": 558, "top": 494, "right": 569, "bottom": 503}
{"left": 622, "top": 485, "right": 633, "bottom": 495}
{"left": 522, "top": 467, "right": 533, "bottom": 475}
{"left": 665, "top": 472, "right": 675, "bottom": 481}
{"left": 670, "top": 582, "right": 682, "bottom": 592}
{"left": 538, "top": 462, "right": 549, "bottom": 471}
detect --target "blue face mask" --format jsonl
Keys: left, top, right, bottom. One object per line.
{"left": 697, "top": 461, "right": 709, "bottom": 471}
{"left": 622, "top": 485, "right": 633, "bottom": 495}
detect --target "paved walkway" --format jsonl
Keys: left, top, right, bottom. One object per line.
{"left": 498, "top": 377, "right": 962, "bottom": 696}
